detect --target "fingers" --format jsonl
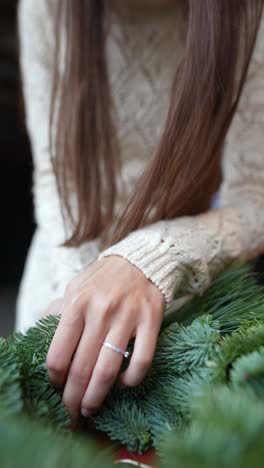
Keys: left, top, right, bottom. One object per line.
{"left": 45, "top": 259, "right": 164, "bottom": 427}
{"left": 80, "top": 321, "right": 133, "bottom": 417}
{"left": 46, "top": 300, "right": 84, "bottom": 389}
{"left": 117, "top": 317, "right": 160, "bottom": 387}
{"left": 61, "top": 319, "right": 108, "bottom": 422}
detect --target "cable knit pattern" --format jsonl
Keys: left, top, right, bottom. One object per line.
{"left": 16, "top": 0, "right": 264, "bottom": 332}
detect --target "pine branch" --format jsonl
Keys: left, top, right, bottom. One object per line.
{"left": 1, "top": 262, "right": 264, "bottom": 464}
{"left": 0, "top": 414, "right": 115, "bottom": 468}
{"left": 0, "top": 338, "right": 22, "bottom": 415}
{"left": 159, "top": 387, "right": 264, "bottom": 468}
{"left": 139, "top": 389, "right": 184, "bottom": 449}
{"left": 22, "top": 363, "right": 71, "bottom": 430}
{"left": 211, "top": 321, "right": 264, "bottom": 383}
{"left": 10, "top": 315, "right": 71, "bottom": 429}
{"left": 165, "top": 262, "right": 264, "bottom": 333}
{"left": 95, "top": 398, "right": 152, "bottom": 454}
{"left": 154, "top": 315, "right": 220, "bottom": 373}
{"left": 230, "top": 346, "right": 264, "bottom": 398}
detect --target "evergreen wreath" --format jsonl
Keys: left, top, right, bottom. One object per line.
{"left": 2, "top": 261, "right": 264, "bottom": 467}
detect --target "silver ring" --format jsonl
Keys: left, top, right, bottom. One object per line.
{"left": 103, "top": 341, "right": 130, "bottom": 358}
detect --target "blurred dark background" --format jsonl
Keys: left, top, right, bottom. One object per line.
{"left": 0, "top": 0, "right": 34, "bottom": 336}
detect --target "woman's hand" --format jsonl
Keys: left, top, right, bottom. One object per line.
{"left": 43, "top": 255, "right": 165, "bottom": 427}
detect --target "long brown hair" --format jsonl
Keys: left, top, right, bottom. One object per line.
{"left": 50, "top": 0, "right": 263, "bottom": 250}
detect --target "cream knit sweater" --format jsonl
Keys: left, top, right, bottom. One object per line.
{"left": 16, "top": 0, "right": 264, "bottom": 332}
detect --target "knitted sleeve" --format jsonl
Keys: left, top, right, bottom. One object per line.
{"left": 18, "top": 0, "right": 100, "bottom": 294}
{"left": 98, "top": 13, "right": 264, "bottom": 316}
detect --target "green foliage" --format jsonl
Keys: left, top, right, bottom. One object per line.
{"left": 95, "top": 398, "right": 152, "bottom": 453}
{"left": 211, "top": 321, "right": 264, "bottom": 383}
{"left": 0, "top": 338, "right": 22, "bottom": 415}
{"left": 1, "top": 262, "right": 264, "bottom": 466}
{"left": 10, "top": 315, "right": 71, "bottom": 429}
{"left": 166, "top": 262, "right": 264, "bottom": 333}
{"left": 139, "top": 388, "right": 184, "bottom": 448}
{"left": 9, "top": 314, "right": 59, "bottom": 373}
{"left": 154, "top": 315, "right": 221, "bottom": 373}
{"left": 0, "top": 414, "right": 114, "bottom": 468}
{"left": 159, "top": 387, "right": 264, "bottom": 468}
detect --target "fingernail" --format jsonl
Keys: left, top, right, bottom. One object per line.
{"left": 81, "top": 407, "right": 93, "bottom": 418}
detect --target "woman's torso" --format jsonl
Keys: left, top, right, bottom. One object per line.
{"left": 15, "top": 1, "right": 196, "bottom": 331}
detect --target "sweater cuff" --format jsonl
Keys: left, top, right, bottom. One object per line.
{"left": 97, "top": 232, "right": 183, "bottom": 316}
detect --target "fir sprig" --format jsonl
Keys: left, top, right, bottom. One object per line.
{"left": 0, "top": 414, "right": 114, "bottom": 468}
{"left": 1, "top": 262, "right": 264, "bottom": 465}
{"left": 167, "top": 263, "right": 264, "bottom": 333}
{"left": 0, "top": 338, "right": 22, "bottom": 415}
{"left": 159, "top": 387, "right": 264, "bottom": 468}
{"left": 230, "top": 346, "right": 264, "bottom": 398}
{"left": 211, "top": 321, "right": 264, "bottom": 383}
{"left": 95, "top": 398, "right": 152, "bottom": 453}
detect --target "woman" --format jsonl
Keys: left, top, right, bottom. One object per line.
{"left": 17, "top": 0, "right": 264, "bottom": 426}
